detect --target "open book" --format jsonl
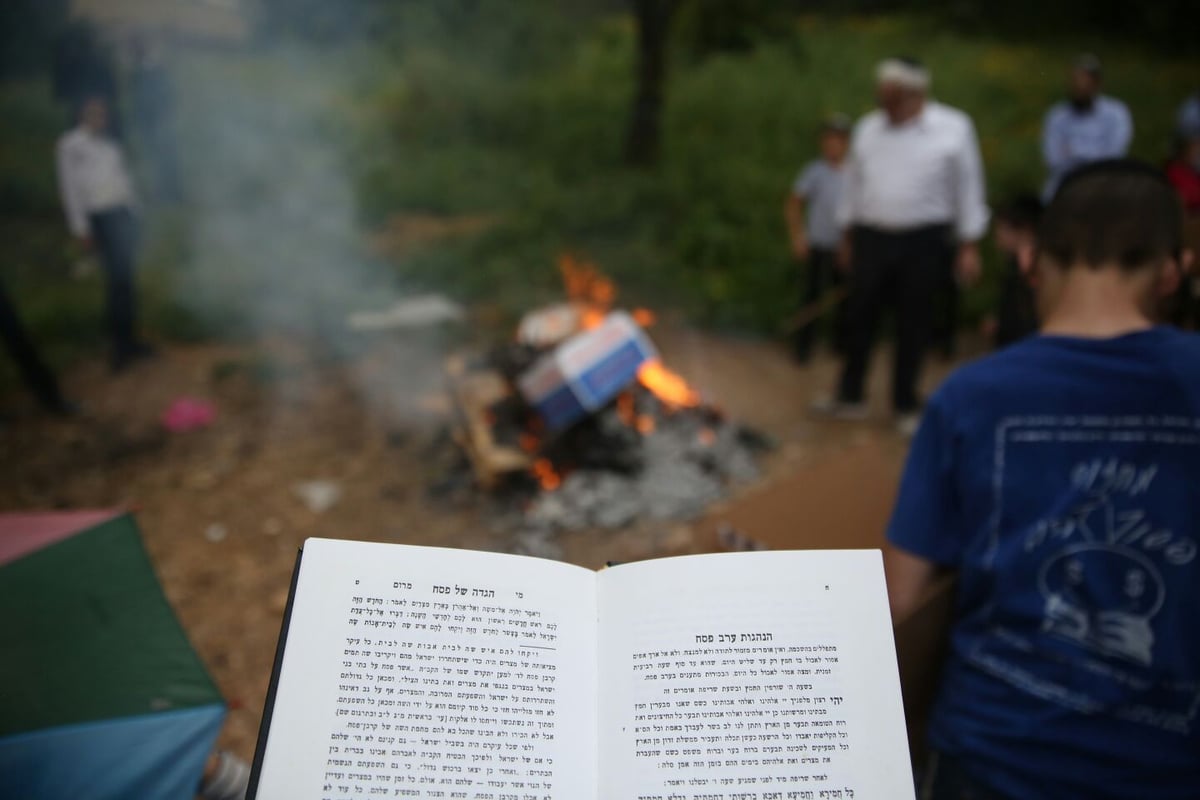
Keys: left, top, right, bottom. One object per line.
{"left": 249, "top": 539, "right": 913, "bottom": 799}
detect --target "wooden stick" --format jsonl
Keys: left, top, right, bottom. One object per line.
{"left": 781, "top": 287, "right": 849, "bottom": 333}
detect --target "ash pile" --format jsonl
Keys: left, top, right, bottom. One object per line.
{"left": 519, "top": 382, "right": 767, "bottom": 533}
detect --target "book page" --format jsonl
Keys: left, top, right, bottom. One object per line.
{"left": 597, "top": 550, "right": 913, "bottom": 800}
{"left": 254, "top": 539, "right": 598, "bottom": 800}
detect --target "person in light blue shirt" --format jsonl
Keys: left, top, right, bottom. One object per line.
{"left": 1041, "top": 54, "right": 1132, "bottom": 199}
{"left": 785, "top": 113, "right": 851, "bottom": 362}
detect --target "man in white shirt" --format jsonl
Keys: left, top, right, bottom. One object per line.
{"left": 56, "top": 95, "right": 152, "bottom": 370}
{"left": 822, "top": 57, "right": 989, "bottom": 433}
{"left": 1041, "top": 54, "right": 1132, "bottom": 199}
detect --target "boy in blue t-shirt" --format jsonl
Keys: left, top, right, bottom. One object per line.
{"left": 885, "top": 160, "right": 1200, "bottom": 800}
{"left": 785, "top": 113, "right": 851, "bottom": 362}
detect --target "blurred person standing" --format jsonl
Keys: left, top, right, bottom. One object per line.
{"left": 784, "top": 113, "right": 851, "bottom": 363}
{"left": 1165, "top": 102, "right": 1200, "bottom": 215}
{"left": 1041, "top": 54, "right": 1132, "bottom": 199}
{"left": 819, "top": 57, "right": 989, "bottom": 435}
{"left": 1166, "top": 96, "right": 1200, "bottom": 327}
{"left": 56, "top": 95, "right": 154, "bottom": 371}
{"left": 885, "top": 160, "right": 1199, "bottom": 800}
{"left": 988, "top": 194, "right": 1042, "bottom": 348}
{"left": 0, "top": 279, "right": 75, "bottom": 416}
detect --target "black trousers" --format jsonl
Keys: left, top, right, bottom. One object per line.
{"left": 794, "top": 246, "right": 847, "bottom": 360}
{"left": 0, "top": 279, "right": 64, "bottom": 407}
{"left": 933, "top": 255, "right": 960, "bottom": 357}
{"left": 89, "top": 207, "right": 139, "bottom": 357}
{"left": 837, "top": 224, "right": 954, "bottom": 413}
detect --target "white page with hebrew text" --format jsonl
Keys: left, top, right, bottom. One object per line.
{"left": 254, "top": 539, "right": 599, "bottom": 800}
{"left": 597, "top": 549, "right": 913, "bottom": 799}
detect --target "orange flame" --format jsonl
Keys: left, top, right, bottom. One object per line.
{"left": 637, "top": 359, "right": 700, "bottom": 408}
{"left": 636, "top": 414, "right": 657, "bottom": 434}
{"left": 531, "top": 459, "right": 562, "bottom": 491}
{"left": 632, "top": 308, "right": 656, "bottom": 327}
{"left": 579, "top": 307, "right": 606, "bottom": 330}
{"left": 559, "top": 253, "right": 616, "bottom": 328}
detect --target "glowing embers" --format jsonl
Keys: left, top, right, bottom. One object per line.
{"left": 530, "top": 458, "right": 562, "bottom": 492}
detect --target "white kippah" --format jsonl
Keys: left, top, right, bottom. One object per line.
{"left": 876, "top": 59, "right": 930, "bottom": 91}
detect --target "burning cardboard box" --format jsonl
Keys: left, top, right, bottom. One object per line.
{"left": 517, "top": 311, "right": 657, "bottom": 432}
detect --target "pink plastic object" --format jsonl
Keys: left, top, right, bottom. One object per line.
{"left": 161, "top": 397, "right": 217, "bottom": 432}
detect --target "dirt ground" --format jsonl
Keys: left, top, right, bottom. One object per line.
{"left": 0, "top": 319, "right": 968, "bottom": 760}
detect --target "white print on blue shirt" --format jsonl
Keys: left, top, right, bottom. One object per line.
{"left": 971, "top": 415, "right": 1200, "bottom": 736}
{"left": 1029, "top": 460, "right": 1196, "bottom": 668}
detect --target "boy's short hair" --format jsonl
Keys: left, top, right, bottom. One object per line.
{"left": 820, "top": 112, "right": 852, "bottom": 135}
{"left": 1039, "top": 159, "right": 1184, "bottom": 271}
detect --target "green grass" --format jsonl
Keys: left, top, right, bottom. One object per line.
{"left": 0, "top": 11, "right": 1195, "bottom": 395}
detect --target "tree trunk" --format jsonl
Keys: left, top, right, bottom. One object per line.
{"left": 624, "top": 0, "right": 677, "bottom": 167}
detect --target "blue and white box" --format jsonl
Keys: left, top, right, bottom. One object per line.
{"left": 517, "top": 311, "right": 656, "bottom": 431}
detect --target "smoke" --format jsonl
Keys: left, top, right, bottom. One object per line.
{"left": 174, "top": 46, "right": 374, "bottom": 334}
{"left": 165, "top": 42, "right": 451, "bottom": 422}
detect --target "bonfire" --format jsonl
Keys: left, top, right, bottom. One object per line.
{"left": 445, "top": 254, "right": 769, "bottom": 533}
